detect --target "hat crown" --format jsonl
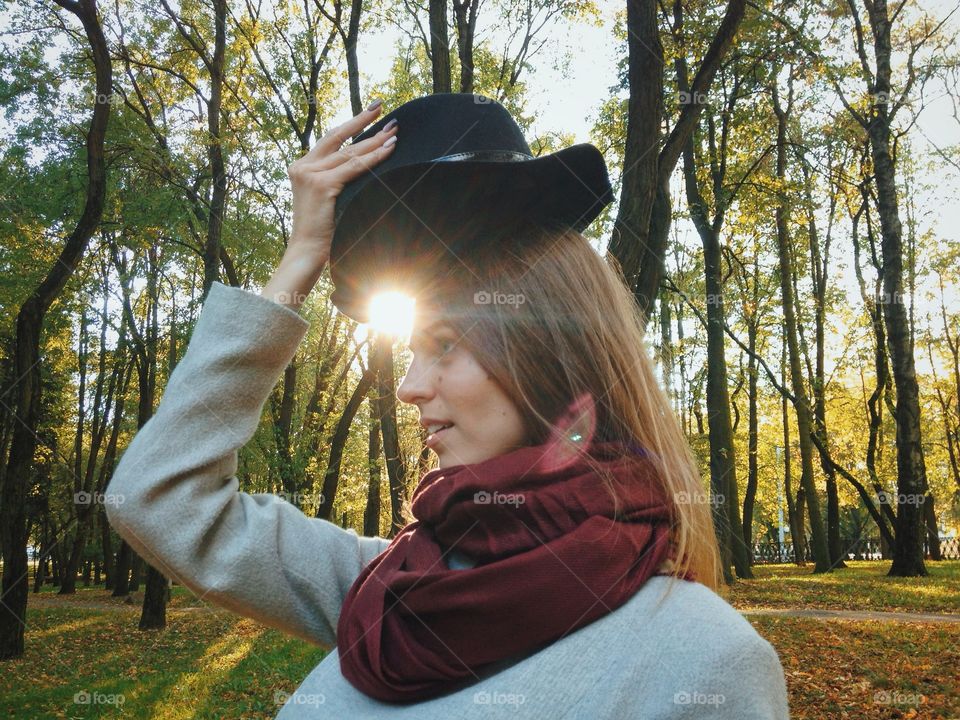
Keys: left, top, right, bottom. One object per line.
{"left": 328, "top": 93, "right": 614, "bottom": 321}
{"left": 335, "top": 94, "right": 532, "bottom": 223}
{"left": 358, "top": 93, "right": 531, "bottom": 159}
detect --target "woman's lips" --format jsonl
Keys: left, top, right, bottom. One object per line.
{"left": 425, "top": 424, "right": 454, "bottom": 449}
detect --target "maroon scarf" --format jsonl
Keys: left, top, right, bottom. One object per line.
{"left": 336, "top": 439, "right": 683, "bottom": 703}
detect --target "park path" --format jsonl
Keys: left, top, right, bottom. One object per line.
{"left": 31, "top": 595, "right": 960, "bottom": 623}
{"left": 739, "top": 607, "right": 960, "bottom": 623}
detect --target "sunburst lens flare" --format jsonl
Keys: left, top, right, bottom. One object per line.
{"left": 366, "top": 291, "right": 416, "bottom": 341}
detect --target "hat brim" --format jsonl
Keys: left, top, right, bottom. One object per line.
{"left": 329, "top": 143, "right": 612, "bottom": 322}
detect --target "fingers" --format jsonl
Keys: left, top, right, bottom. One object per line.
{"left": 318, "top": 122, "right": 398, "bottom": 171}
{"left": 307, "top": 101, "right": 384, "bottom": 162}
{"left": 325, "top": 134, "right": 398, "bottom": 184}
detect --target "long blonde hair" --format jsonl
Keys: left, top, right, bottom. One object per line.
{"left": 411, "top": 221, "right": 722, "bottom": 592}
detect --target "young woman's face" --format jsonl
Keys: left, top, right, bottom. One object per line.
{"left": 397, "top": 318, "right": 528, "bottom": 468}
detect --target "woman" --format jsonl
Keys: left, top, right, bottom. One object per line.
{"left": 105, "top": 94, "right": 789, "bottom": 718}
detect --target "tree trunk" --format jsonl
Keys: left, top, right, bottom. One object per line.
{"left": 430, "top": 0, "right": 451, "bottom": 93}
{"left": 372, "top": 336, "right": 409, "bottom": 536}
{"left": 112, "top": 540, "right": 132, "bottom": 597}
{"left": 678, "top": 92, "right": 750, "bottom": 580}
{"left": 851, "top": 196, "right": 899, "bottom": 543}
{"left": 96, "top": 348, "right": 132, "bottom": 592}
{"left": 839, "top": 0, "right": 931, "bottom": 577}
{"left": 612, "top": 0, "right": 747, "bottom": 321}
{"left": 316, "top": 366, "right": 377, "bottom": 520}
{"left": 99, "top": 505, "right": 114, "bottom": 590}
{"left": 115, "top": 242, "right": 168, "bottom": 626}
{"left": 60, "top": 309, "right": 90, "bottom": 595}
{"left": 608, "top": 0, "right": 662, "bottom": 321}
{"left": 781, "top": 327, "right": 804, "bottom": 565}
{"left": 923, "top": 494, "right": 941, "bottom": 560}
{"left": 0, "top": 0, "right": 111, "bottom": 659}
{"left": 659, "top": 289, "right": 673, "bottom": 392}
{"left": 199, "top": 0, "right": 228, "bottom": 295}
{"left": 364, "top": 391, "right": 383, "bottom": 537}
{"left": 31, "top": 520, "right": 49, "bottom": 593}
{"left": 453, "top": 0, "right": 478, "bottom": 92}
{"left": 699, "top": 226, "right": 750, "bottom": 581}
{"left": 801, "top": 162, "right": 846, "bottom": 568}
{"left": 742, "top": 303, "right": 758, "bottom": 558}
{"left": 344, "top": 0, "right": 364, "bottom": 114}
{"left": 140, "top": 565, "right": 169, "bottom": 629}
{"left": 63, "top": 281, "right": 123, "bottom": 593}
{"left": 272, "top": 362, "right": 299, "bottom": 501}
{"left": 771, "top": 81, "right": 830, "bottom": 572}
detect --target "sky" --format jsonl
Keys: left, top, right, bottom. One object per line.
{"left": 337, "top": 0, "right": 959, "bottom": 382}
{"left": 3, "top": 0, "right": 957, "bottom": 375}
{"left": 336, "top": 1, "right": 958, "bottom": 255}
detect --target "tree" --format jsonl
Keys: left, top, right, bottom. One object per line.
{"left": 676, "top": 35, "right": 761, "bottom": 579}
{"left": 770, "top": 76, "right": 831, "bottom": 573}
{"left": 856, "top": 0, "right": 929, "bottom": 576}
{"left": 608, "top": 0, "right": 747, "bottom": 323}
{"left": 158, "top": 0, "right": 230, "bottom": 295}
{"left": 0, "top": 0, "right": 112, "bottom": 659}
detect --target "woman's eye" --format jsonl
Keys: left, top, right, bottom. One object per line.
{"left": 438, "top": 339, "right": 456, "bottom": 355}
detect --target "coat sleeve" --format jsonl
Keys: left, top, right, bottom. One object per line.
{"left": 695, "top": 633, "right": 790, "bottom": 720}
{"left": 104, "top": 282, "right": 391, "bottom": 648}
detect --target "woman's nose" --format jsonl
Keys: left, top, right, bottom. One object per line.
{"left": 396, "top": 356, "right": 433, "bottom": 405}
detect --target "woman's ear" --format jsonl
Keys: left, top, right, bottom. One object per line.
{"left": 536, "top": 393, "right": 597, "bottom": 473}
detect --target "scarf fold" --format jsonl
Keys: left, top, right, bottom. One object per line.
{"left": 335, "top": 440, "right": 682, "bottom": 703}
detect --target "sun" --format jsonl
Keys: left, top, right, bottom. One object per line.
{"left": 366, "top": 291, "right": 416, "bottom": 341}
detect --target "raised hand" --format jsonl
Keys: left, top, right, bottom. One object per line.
{"left": 263, "top": 100, "right": 398, "bottom": 311}
{"left": 286, "top": 99, "right": 399, "bottom": 266}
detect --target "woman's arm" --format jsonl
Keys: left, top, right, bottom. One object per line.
{"left": 104, "top": 282, "right": 390, "bottom": 647}
{"left": 261, "top": 97, "right": 398, "bottom": 313}
{"left": 105, "top": 102, "right": 399, "bottom": 647}
{"left": 260, "top": 244, "right": 329, "bottom": 312}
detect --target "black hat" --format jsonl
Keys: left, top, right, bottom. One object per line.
{"left": 329, "top": 93, "right": 613, "bottom": 322}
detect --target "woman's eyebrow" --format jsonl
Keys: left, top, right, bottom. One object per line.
{"left": 409, "top": 321, "right": 456, "bottom": 349}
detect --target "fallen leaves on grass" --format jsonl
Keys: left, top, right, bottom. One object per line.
{"left": 726, "top": 560, "right": 960, "bottom": 615}
{"left": 749, "top": 617, "right": 960, "bottom": 719}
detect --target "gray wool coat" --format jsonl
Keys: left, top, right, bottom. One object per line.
{"left": 105, "top": 281, "right": 790, "bottom": 719}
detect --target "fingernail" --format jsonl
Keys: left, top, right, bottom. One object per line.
{"left": 383, "top": 136, "right": 397, "bottom": 148}
{"left": 365, "top": 98, "right": 383, "bottom": 112}
{"left": 383, "top": 118, "right": 398, "bottom": 131}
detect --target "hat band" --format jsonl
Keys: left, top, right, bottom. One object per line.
{"left": 432, "top": 150, "right": 534, "bottom": 163}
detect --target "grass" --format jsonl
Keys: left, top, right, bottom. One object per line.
{"left": 28, "top": 582, "right": 209, "bottom": 609}
{"left": 3, "top": 590, "right": 327, "bottom": 719}
{"left": 753, "top": 617, "right": 959, "bottom": 719}
{"left": 3, "top": 561, "right": 959, "bottom": 718}
{"left": 724, "top": 559, "right": 960, "bottom": 614}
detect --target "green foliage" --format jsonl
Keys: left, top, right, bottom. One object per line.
{"left": 1, "top": 0, "right": 958, "bottom": 588}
